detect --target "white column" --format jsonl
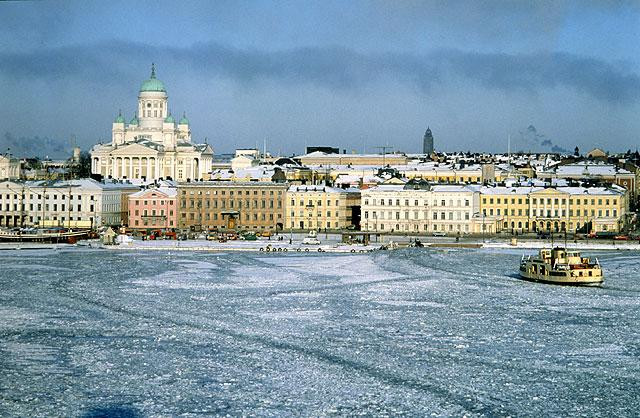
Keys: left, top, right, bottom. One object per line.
{"left": 128, "top": 157, "right": 133, "bottom": 179}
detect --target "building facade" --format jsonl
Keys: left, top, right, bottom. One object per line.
{"left": 91, "top": 65, "right": 213, "bottom": 182}
{"left": 361, "top": 181, "right": 480, "bottom": 234}
{"left": 128, "top": 186, "right": 178, "bottom": 230}
{"left": 0, "top": 179, "right": 139, "bottom": 228}
{"left": 0, "top": 155, "right": 21, "bottom": 180}
{"left": 285, "top": 185, "right": 361, "bottom": 231}
{"left": 177, "top": 182, "right": 287, "bottom": 231}
{"left": 479, "top": 185, "right": 628, "bottom": 234}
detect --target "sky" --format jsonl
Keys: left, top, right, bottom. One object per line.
{"left": 0, "top": 0, "right": 639, "bottom": 158}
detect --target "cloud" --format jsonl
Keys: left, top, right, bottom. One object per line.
{"left": 1, "top": 42, "right": 638, "bottom": 105}
{"left": 1, "top": 132, "right": 69, "bottom": 159}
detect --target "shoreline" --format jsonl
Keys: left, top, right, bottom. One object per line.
{"left": 2, "top": 236, "right": 640, "bottom": 252}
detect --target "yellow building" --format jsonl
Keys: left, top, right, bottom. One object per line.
{"left": 479, "top": 185, "right": 628, "bottom": 234}
{"left": 285, "top": 185, "right": 361, "bottom": 231}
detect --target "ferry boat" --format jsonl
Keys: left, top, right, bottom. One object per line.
{"left": 519, "top": 247, "right": 603, "bottom": 286}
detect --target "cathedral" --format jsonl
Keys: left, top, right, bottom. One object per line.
{"left": 91, "top": 65, "right": 213, "bottom": 181}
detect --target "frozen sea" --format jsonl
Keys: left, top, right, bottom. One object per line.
{"left": 1, "top": 248, "right": 639, "bottom": 417}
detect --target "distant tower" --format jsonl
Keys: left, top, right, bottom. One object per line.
{"left": 423, "top": 126, "right": 434, "bottom": 155}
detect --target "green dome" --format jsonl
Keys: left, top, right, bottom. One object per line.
{"left": 179, "top": 112, "right": 189, "bottom": 125}
{"left": 114, "top": 111, "right": 125, "bottom": 123}
{"left": 129, "top": 115, "right": 139, "bottom": 125}
{"left": 164, "top": 113, "right": 175, "bottom": 123}
{"left": 140, "top": 63, "right": 166, "bottom": 92}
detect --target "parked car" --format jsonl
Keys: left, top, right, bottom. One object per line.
{"left": 432, "top": 231, "right": 446, "bottom": 237}
{"left": 302, "top": 237, "right": 321, "bottom": 245}
{"left": 260, "top": 231, "right": 272, "bottom": 238}
{"left": 614, "top": 235, "right": 629, "bottom": 241}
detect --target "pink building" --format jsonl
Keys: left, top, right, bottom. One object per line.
{"left": 128, "top": 187, "right": 177, "bottom": 230}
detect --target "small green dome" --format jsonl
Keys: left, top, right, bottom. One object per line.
{"left": 140, "top": 63, "right": 166, "bottom": 92}
{"left": 129, "top": 115, "right": 139, "bottom": 125}
{"left": 114, "top": 111, "right": 125, "bottom": 123}
{"left": 179, "top": 112, "right": 189, "bottom": 125}
{"left": 164, "top": 113, "right": 175, "bottom": 123}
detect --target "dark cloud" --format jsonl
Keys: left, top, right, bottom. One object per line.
{"left": 1, "top": 42, "right": 638, "bottom": 105}
{"left": 1, "top": 132, "right": 69, "bottom": 159}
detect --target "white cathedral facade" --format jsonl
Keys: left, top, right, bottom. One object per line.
{"left": 91, "top": 65, "right": 213, "bottom": 181}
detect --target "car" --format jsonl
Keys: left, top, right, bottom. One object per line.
{"left": 614, "top": 235, "right": 629, "bottom": 241}
{"left": 260, "top": 231, "right": 272, "bottom": 238}
{"left": 302, "top": 237, "right": 321, "bottom": 245}
{"left": 432, "top": 231, "right": 446, "bottom": 237}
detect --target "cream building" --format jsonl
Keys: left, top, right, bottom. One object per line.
{"left": 91, "top": 65, "right": 213, "bottom": 182}
{"left": 0, "top": 155, "right": 21, "bottom": 180}
{"left": 0, "top": 179, "right": 139, "bottom": 228}
{"left": 361, "top": 180, "right": 480, "bottom": 234}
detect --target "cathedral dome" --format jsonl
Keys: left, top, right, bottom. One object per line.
{"left": 140, "top": 63, "right": 166, "bottom": 92}
{"left": 179, "top": 112, "right": 189, "bottom": 125}
{"left": 164, "top": 113, "right": 175, "bottom": 123}
{"left": 129, "top": 115, "right": 139, "bottom": 125}
{"left": 114, "top": 111, "right": 125, "bottom": 123}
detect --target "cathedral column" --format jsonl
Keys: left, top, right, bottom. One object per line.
{"left": 138, "top": 158, "right": 142, "bottom": 179}
{"left": 128, "top": 157, "right": 133, "bottom": 179}
{"left": 146, "top": 158, "right": 151, "bottom": 179}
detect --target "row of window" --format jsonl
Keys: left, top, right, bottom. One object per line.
{"left": 364, "top": 198, "right": 471, "bottom": 207}
{"left": 289, "top": 199, "right": 342, "bottom": 207}
{"left": 364, "top": 223, "right": 471, "bottom": 232}
{"left": 364, "top": 210, "right": 471, "bottom": 221}
{"left": 290, "top": 211, "right": 340, "bottom": 218}
{"left": 183, "top": 190, "right": 283, "bottom": 196}
{"left": 481, "top": 208, "right": 618, "bottom": 218}
{"left": 181, "top": 212, "right": 281, "bottom": 221}
{"left": 1, "top": 194, "right": 92, "bottom": 201}
{"left": 483, "top": 197, "right": 619, "bottom": 206}
{"left": 2, "top": 203, "right": 96, "bottom": 212}
{"left": 131, "top": 200, "right": 175, "bottom": 206}
{"left": 182, "top": 199, "right": 281, "bottom": 209}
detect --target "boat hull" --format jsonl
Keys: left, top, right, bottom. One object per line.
{"left": 0, "top": 231, "right": 91, "bottom": 244}
{"left": 518, "top": 271, "right": 603, "bottom": 286}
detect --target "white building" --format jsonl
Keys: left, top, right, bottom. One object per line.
{"left": 0, "top": 179, "right": 139, "bottom": 228}
{"left": 0, "top": 154, "right": 21, "bottom": 180}
{"left": 361, "top": 180, "right": 480, "bottom": 234}
{"left": 91, "top": 65, "right": 213, "bottom": 182}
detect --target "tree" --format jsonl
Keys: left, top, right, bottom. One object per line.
{"left": 78, "top": 151, "right": 91, "bottom": 177}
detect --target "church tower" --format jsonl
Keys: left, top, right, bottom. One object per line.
{"left": 423, "top": 126, "right": 434, "bottom": 155}
{"left": 137, "top": 63, "right": 168, "bottom": 130}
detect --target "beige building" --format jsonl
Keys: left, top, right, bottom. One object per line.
{"left": 285, "top": 185, "right": 361, "bottom": 231}
{"left": 177, "top": 182, "right": 287, "bottom": 231}
{"left": 0, "top": 155, "right": 21, "bottom": 180}
{"left": 91, "top": 65, "right": 213, "bottom": 182}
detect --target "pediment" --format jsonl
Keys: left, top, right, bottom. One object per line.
{"left": 110, "top": 143, "right": 161, "bottom": 156}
